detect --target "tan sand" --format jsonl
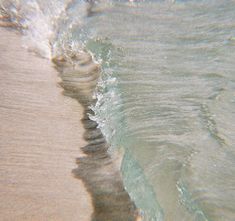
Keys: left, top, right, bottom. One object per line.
{"left": 0, "top": 27, "right": 93, "bottom": 221}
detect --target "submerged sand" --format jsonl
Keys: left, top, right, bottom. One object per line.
{"left": 0, "top": 27, "right": 93, "bottom": 221}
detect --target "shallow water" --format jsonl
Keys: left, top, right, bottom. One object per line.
{"left": 85, "top": 1, "right": 235, "bottom": 220}
{"left": 1, "top": 0, "right": 235, "bottom": 220}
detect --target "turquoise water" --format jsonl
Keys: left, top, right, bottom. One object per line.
{"left": 1, "top": 0, "right": 235, "bottom": 220}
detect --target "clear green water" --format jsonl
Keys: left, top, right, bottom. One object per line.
{"left": 86, "top": 1, "right": 235, "bottom": 220}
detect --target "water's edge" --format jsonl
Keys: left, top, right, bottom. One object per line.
{"left": 52, "top": 52, "right": 139, "bottom": 221}
{"left": 0, "top": 9, "right": 140, "bottom": 221}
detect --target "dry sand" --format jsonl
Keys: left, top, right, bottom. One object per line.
{"left": 0, "top": 27, "right": 93, "bottom": 221}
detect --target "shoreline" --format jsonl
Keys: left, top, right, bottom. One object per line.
{"left": 0, "top": 26, "right": 140, "bottom": 220}
{"left": 0, "top": 27, "right": 93, "bottom": 220}
{"left": 52, "top": 43, "right": 139, "bottom": 221}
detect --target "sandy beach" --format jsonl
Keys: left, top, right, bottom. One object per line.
{"left": 0, "top": 27, "right": 93, "bottom": 221}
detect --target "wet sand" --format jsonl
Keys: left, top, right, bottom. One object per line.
{"left": 0, "top": 27, "right": 93, "bottom": 221}
{"left": 52, "top": 43, "right": 139, "bottom": 221}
